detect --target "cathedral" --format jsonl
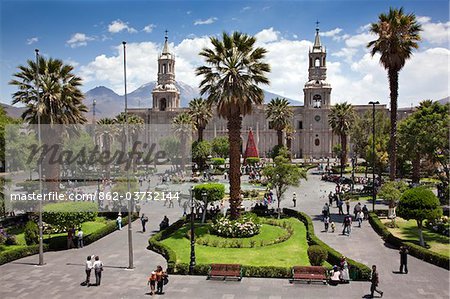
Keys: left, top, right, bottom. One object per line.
{"left": 129, "top": 28, "right": 411, "bottom": 159}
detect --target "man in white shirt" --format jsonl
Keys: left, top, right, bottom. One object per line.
{"left": 93, "top": 255, "right": 103, "bottom": 286}
{"left": 77, "top": 228, "right": 84, "bottom": 248}
{"left": 85, "top": 255, "right": 93, "bottom": 286}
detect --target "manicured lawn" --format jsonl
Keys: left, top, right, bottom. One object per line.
{"left": 161, "top": 217, "right": 310, "bottom": 267}
{"left": 383, "top": 218, "right": 450, "bottom": 257}
{"left": 1, "top": 217, "right": 110, "bottom": 252}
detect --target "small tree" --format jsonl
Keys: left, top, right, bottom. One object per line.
{"left": 378, "top": 181, "right": 408, "bottom": 224}
{"left": 211, "top": 136, "right": 229, "bottom": 159}
{"left": 194, "top": 183, "right": 225, "bottom": 223}
{"left": 263, "top": 154, "right": 306, "bottom": 218}
{"left": 192, "top": 140, "right": 212, "bottom": 170}
{"left": 397, "top": 187, "right": 442, "bottom": 247}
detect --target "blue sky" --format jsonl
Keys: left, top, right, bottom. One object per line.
{"left": 1, "top": 0, "right": 449, "bottom": 107}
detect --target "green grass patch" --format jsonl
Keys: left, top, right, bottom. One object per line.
{"left": 382, "top": 218, "right": 450, "bottom": 257}
{"left": 161, "top": 217, "right": 309, "bottom": 267}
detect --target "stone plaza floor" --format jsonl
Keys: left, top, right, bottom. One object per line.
{"left": 0, "top": 171, "right": 449, "bottom": 299}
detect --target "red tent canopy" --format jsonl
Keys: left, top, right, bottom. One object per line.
{"left": 244, "top": 128, "right": 259, "bottom": 161}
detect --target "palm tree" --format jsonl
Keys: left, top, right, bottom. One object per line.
{"left": 329, "top": 102, "right": 354, "bottom": 177}
{"left": 97, "top": 117, "right": 116, "bottom": 180}
{"left": 367, "top": 7, "right": 422, "bottom": 180}
{"left": 10, "top": 57, "right": 88, "bottom": 190}
{"left": 196, "top": 32, "right": 270, "bottom": 219}
{"left": 172, "top": 112, "right": 193, "bottom": 171}
{"left": 114, "top": 113, "right": 144, "bottom": 172}
{"left": 284, "top": 123, "right": 295, "bottom": 153}
{"left": 266, "top": 97, "right": 293, "bottom": 147}
{"left": 188, "top": 98, "right": 212, "bottom": 142}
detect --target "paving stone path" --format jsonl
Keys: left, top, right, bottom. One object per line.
{"left": 0, "top": 172, "right": 449, "bottom": 299}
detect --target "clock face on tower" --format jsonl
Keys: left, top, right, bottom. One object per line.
{"left": 314, "top": 115, "right": 321, "bottom": 122}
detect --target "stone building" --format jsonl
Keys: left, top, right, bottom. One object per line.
{"left": 129, "top": 28, "right": 411, "bottom": 159}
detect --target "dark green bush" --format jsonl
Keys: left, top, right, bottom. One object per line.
{"left": 193, "top": 183, "right": 225, "bottom": 203}
{"left": 211, "top": 158, "right": 225, "bottom": 165}
{"left": 246, "top": 157, "right": 260, "bottom": 165}
{"left": 24, "top": 221, "right": 39, "bottom": 245}
{"left": 0, "top": 244, "right": 49, "bottom": 265}
{"left": 5, "top": 235, "right": 17, "bottom": 245}
{"left": 43, "top": 201, "right": 98, "bottom": 232}
{"left": 0, "top": 233, "right": 6, "bottom": 245}
{"left": 307, "top": 244, "right": 328, "bottom": 266}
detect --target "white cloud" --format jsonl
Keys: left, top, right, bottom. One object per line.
{"left": 79, "top": 27, "right": 449, "bottom": 108}
{"left": 241, "top": 6, "right": 251, "bottom": 12}
{"left": 108, "top": 19, "right": 137, "bottom": 33}
{"left": 143, "top": 24, "right": 156, "bottom": 33}
{"left": 255, "top": 27, "right": 280, "bottom": 44}
{"left": 26, "top": 37, "right": 38, "bottom": 45}
{"left": 293, "top": 34, "right": 298, "bottom": 39}
{"left": 418, "top": 16, "right": 450, "bottom": 45}
{"left": 66, "top": 33, "right": 95, "bottom": 48}
{"left": 262, "top": 6, "right": 271, "bottom": 11}
{"left": 345, "top": 32, "right": 376, "bottom": 48}
{"left": 186, "top": 11, "right": 192, "bottom": 15}
{"left": 319, "top": 28, "right": 343, "bottom": 37}
{"left": 194, "top": 17, "right": 217, "bottom": 25}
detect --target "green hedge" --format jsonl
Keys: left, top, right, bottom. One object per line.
{"left": 211, "top": 158, "right": 225, "bottom": 165}
{"left": 368, "top": 212, "right": 449, "bottom": 270}
{"left": 0, "top": 244, "right": 49, "bottom": 265}
{"left": 283, "top": 208, "right": 371, "bottom": 281}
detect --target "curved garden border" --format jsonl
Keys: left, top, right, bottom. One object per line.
{"left": 368, "top": 212, "right": 449, "bottom": 270}
{"left": 148, "top": 210, "right": 371, "bottom": 280}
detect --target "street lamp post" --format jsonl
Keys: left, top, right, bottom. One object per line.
{"left": 189, "top": 186, "right": 196, "bottom": 275}
{"left": 369, "top": 101, "right": 379, "bottom": 212}
{"left": 123, "top": 41, "right": 134, "bottom": 269}
{"left": 35, "top": 49, "right": 44, "bottom": 266}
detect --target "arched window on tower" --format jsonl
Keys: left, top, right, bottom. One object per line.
{"left": 163, "top": 64, "right": 167, "bottom": 74}
{"left": 315, "top": 58, "right": 320, "bottom": 67}
{"left": 313, "top": 94, "right": 322, "bottom": 108}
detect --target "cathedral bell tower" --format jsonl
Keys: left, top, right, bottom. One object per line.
{"left": 152, "top": 31, "right": 180, "bottom": 111}
{"left": 304, "top": 25, "right": 331, "bottom": 109}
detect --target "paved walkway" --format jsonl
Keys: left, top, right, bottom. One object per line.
{"left": 1, "top": 173, "right": 449, "bottom": 298}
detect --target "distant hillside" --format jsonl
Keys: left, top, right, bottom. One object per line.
{"left": 0, "top": 103, "right": 26, "bottom": 119}
{"left": 84, "top": 81, "right": 303, "bottom": 118}
{"left": 438, "top": 96, "right": 449, "bottom": 105}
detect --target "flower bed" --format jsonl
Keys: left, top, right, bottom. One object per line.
{"left": 211, "top": 214, "right": 261, "bottom": 238}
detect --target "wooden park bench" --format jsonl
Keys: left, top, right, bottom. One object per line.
{"left": 290, "top": 266, "right": 327, "bottom": 284}
{"left": 207, "top": 264, "right": 242, "bottom": 281}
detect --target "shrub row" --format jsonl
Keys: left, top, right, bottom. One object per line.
{"left": 0, "top": 244, "right": 49, "bottom": 265}
{"left": 368, "top": 212, "right": 449, "bottom": 270}
{"left": 173, "top": 263, "right": 293, "bottom": 278}
{"left": 283, "top": 208, "right": 371, "bottom": 281}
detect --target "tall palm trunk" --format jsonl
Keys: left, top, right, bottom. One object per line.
{"left": 388, "top": 68, "right": 399, "bottom": 181}
{"left": 198, "top": 126, "right": 204, "bottom": 142}
{"left": 228, "top": 112, "right": 242, "bottom": 220}
{"left": 341, "top": 133, "right": 347, "bottom": 177}
{"left": 277, "top": 130, "right": 283, "bottom": 147}
{"left": 412, "top": 153, "right": 420, "bottom": 183}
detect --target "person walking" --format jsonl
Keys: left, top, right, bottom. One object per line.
{"left": 399, "top": 246, "right": 409, "bottom": 274}
{"left": 292, "top": 192, "right": 297, "bottom": 207}
{"left": 116, "top": 213, "right": 122, "bottom": 230}
{"left": 337, "top": 199, "right": 344, "bottom": 215}
{"left": 356, "top": 210, "right": 363, "bottom": 228}
{"left": 141, "top": 214, "right": 148, "bottom": 233}
{"left": 340, "top": 256, "right": 350, "bottom": 283}
{"left": 84, "top": 255, "right": 93, "bottom": 287}
{"left": 67, "top": 227, "right": 75, "bottom": 249}
{"left": 324, "top": 216, "right": 330, "bottom": 232}
{"left": 354, "top": 202, "right": 362, "bottom": 220}
{"left": 182, "top": 201, "right": 188, "bottom": 216}
{"left": 93, "top": 256, "right": 103, "bottom": 286}
{"left": 370, "top": 265, "right": 383, "bottom": 298}
{"left": 362, "top": 204, "right": 369, "bottom": 220}
{"left": 148, "top": 270, "right": 157, "bottom": 295}
{"left": 155, "top": 265, "right": 167, "bottom": 294}
{"left": 345, "top": 198, "right": 350, "bottom": 215}
{"left": 77, "top": 228, "right": 84, "bottom": 248}
{"left": 328, "top": 191, "right": 333, "bottom": 206}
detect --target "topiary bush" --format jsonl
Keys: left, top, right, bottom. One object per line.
{"left": 307, "top": 244, "right": 328, "bottom": 266}
{"left": 246, "top": 157, "right": 260, "bottom": 165}
{"left": 24, "top": 221, "right": 39, "bottom": 245}
{"left": 211, "top": 158, "right": 225, "bottom": 166}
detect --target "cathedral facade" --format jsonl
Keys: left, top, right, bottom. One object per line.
{"left": 129, "top": 29, "right": 409, "bottom": 159}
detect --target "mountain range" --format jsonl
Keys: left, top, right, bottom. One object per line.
{"left": 83, "top": 81, "right": 302, "bottom": 119}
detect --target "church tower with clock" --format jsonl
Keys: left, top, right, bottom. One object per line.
{"left": 301, "top": 25, "right": 333, "bottom": 159}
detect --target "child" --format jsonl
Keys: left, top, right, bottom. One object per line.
{"left": 148, "top": 270, "right": 157, "bottom": 295}
{"left": 330, "top": 221, "right": 336, "bottom": 233}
